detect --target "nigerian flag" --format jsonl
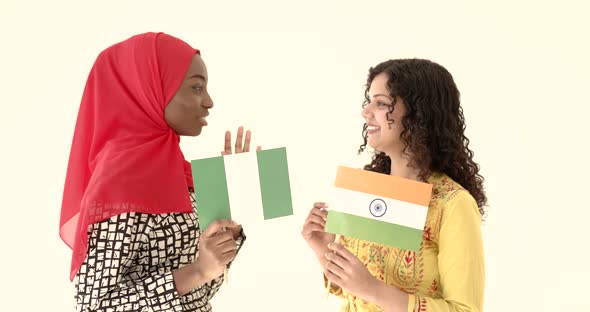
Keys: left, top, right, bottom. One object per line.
{"left": 191, "top": 147, "right": 293, "bottom": 231}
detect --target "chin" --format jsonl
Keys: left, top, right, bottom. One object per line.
{"left": 367, "top": 138, "right": 379, "bottom": 150}
{"left": 192, "top": 128, "right": 203, "bottom": 136}
{"left": 181, "top": 127, "right": 202, "bottom": 137}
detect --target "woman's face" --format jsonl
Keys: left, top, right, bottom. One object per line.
{"left": 361, "top": 73, "right": 407, "bottom": 155}
{"left": 165, "top": 54, "right": 213, "bottom": 136}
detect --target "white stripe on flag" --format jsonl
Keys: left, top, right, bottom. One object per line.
{"left": 223, "top": 153, "right": 265, "bottom": 225}
{"left": 329, "top": 186, "right": 428, "bottom": 230}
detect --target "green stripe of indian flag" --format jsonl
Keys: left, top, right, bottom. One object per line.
{"left": 326, "top": 211, "right": 424, "bottom": 251}
{"left": 191, "top": 147, "right": 293, "bottom": 231}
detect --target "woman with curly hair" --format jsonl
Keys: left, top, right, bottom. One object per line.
{"left": 302, "top": 59, "right": 486, "bottom": 312}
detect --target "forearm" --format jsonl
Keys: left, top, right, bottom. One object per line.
{"left": 172, "top": 263, "right": 211, "bottom": 296}
{"left": 365, "top": 280, "right": 409, "bottom": 312}
{"left": 78, "top": 269, "right": 185, "bottom": 311}
{"left": 176, "top": 229, "right": 246, "bottom": 298}
{"left": 312, "top": 243, "right": 331, "bottom": 267}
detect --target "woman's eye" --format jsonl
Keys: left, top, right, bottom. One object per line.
{"left": 192, "top": 86, "right": 203, "bottom": 93}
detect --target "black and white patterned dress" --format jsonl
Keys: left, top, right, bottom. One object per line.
{"left": 74, "top": 192, "right": 245, "bottom": 312}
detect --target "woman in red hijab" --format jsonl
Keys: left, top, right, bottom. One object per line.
{"left": 60, "top": 32, "right": 254, "bottom": 311}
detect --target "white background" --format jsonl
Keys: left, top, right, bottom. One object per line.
{"left": 1, "top": 0, "right": 589, "bottom": 311}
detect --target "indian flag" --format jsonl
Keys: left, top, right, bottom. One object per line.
{"left": 190, "top": 147, "right": 293, "bottom": 231}
{"left": 325, "top": 166, "right": 433, "bottom": 251}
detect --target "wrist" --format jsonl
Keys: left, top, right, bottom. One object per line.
{"left": 313, "top": 244, "right": 330, "bottom": 266}
{"left": 172, "top": 261, "right": 208, "bottom": 296}
{"left": 362, "top": 276, "right": 384, "bottom": 303}
{"left": 190, "top": 260, "right": 212, "bottom": 284}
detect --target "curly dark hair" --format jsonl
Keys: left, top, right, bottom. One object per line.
{"left": 358, "top": 59, "right": 487, "bottom": 216}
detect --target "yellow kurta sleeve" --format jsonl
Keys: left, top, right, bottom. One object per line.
{"left": 407, "top": 190, "right": 485, "bottom": 312}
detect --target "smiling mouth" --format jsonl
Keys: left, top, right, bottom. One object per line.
{"left": 367, "top": 125, "right": 380, "bottom": 134}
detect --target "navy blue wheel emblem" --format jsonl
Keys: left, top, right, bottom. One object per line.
{"left": 369, "top": 198, "right": 387, "bottom": 217}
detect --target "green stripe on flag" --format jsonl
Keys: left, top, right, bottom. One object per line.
{"left": 326, "top": 210, "right": 424, "bottom": 251}
{"left": 257, "top": 147, "right": 293, "bottom": 219}
{"left": 191, "top": 156, "right": 231, "bottom": 231}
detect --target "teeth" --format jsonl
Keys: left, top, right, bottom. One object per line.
{"left": 368, "top": 126, "right": 380, "bottom": 131}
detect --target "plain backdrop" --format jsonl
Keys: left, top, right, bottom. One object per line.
{"left": 1, "top": 0, "right": 589, "bottom": 311}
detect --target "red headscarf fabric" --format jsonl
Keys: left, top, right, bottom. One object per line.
{"left": 60, "top": 32, "right": 200, "bottom": 281}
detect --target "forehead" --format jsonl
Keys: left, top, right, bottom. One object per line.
{"left": 369, "top": 73, "right": 389, "bottom": 93}
{"left": 184, "top": 54, "right": 208, "bottom": 80}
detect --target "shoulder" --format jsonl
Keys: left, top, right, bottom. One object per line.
{"left": 429, "top": 173, "right": 476, "bottom": 208}
{"left": 425, "top": 174, "right": 481, "bottom": 234}
{"left": 439, "top": 190, "right": 482, "bottom": 237}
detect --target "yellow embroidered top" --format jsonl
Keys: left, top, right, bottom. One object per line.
{"left": 325, "top": 173, "right": 485, "bottom": 312}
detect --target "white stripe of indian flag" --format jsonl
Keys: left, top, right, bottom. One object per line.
{"left": 325, "top": 166, "right": 433, "bottom": 251}
{"left": 190, "top": 147, "right": 293, "bottom": 231}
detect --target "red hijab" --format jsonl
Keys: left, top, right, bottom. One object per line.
{"left": 60, "top": 32, "right": 200, "bottom": 281}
